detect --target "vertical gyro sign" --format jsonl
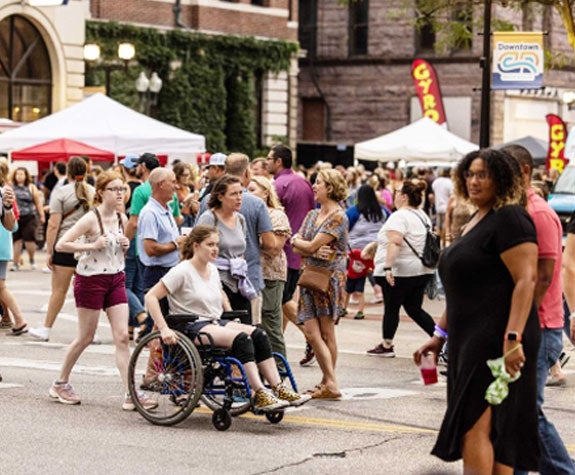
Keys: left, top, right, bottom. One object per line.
{"left": 492, "top": 32, "right": 544, "bottom": 90}
{"left": 411, "top": 59, "right": 447, "bottom": 126}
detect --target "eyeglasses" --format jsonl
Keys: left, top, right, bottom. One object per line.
{"left": 105, "top": 187, "right": 126, "bottom": 193}
{"left": 463, "top": 170, "right": 490, "bottom": 181}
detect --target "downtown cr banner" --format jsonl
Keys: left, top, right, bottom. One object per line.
{"left": 492, "top": 32, "right": 543, "bottom": 90}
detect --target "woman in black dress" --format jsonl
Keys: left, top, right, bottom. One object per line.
{"left": 414, "top": 149, "right": 540, "bottom": 473}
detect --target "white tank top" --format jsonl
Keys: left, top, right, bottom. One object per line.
{"left": 76, "top": 208, "right": 126, "bottom": 276}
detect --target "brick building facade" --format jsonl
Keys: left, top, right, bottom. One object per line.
{"left": 298, "top": 0, "right": 575, "bottom": 157}
{"left": 0, "top": 0, "right": 298, "bottom": 151}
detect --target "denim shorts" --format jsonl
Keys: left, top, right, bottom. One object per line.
{"left": 346, "top": 275, "right": 367, "bottom": 293}
{"left": 0, "top": 261, "right": 6, "bottom": 280}
{"left": 74, "top": 272, "right": 128, "bottom": 310}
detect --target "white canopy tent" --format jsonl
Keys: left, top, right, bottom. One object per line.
{"left": 354, "top": 117, "right": 477, "bottom": 162}
{"left": 0, "top": 93, "right": 205, "bottom": 157}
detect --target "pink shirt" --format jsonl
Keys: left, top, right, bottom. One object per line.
{"left": 527, "top": 189, "right": 563, "bottom": 328}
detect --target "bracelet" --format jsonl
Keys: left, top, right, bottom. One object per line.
{"left": 3, "top": 204, "right": 12, "bottom": 210}
{"left": 433, "top": 324, "right": 448, "bottom": 339}
{"left": 570, "top": 312, "right": 575, "bottom": 321}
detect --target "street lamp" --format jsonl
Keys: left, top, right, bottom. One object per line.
{"left": 479, "top": 0, "right": 492, "bottom": 148}
{"left": 135, "top": 71, "right": 163, "bottom": 115}
{"left": 83, "top": 42, "right": 136, "bottom": 97}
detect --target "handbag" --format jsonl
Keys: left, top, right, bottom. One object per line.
{"left": 297, "top": 265, "right": 332, "bottom": 293}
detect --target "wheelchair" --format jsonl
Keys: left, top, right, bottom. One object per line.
{"left": 127, "top": 311, "right": 299, "bottom": 431}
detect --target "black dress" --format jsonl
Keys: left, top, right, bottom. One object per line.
{"left": 432, "top": 205, "right": 540, "bottom": 471}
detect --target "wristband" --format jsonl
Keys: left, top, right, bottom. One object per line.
{"left": 383, "top": 267, "right": 392, "bottom": 271}
{"left": 433, "top": 324, "right": 448, "bottom": 339}
{"left": 3, "top": 204, "right": 12, "bottom": 210}
{"left": 570, "top": 312, "right": 575, "bottom": 321}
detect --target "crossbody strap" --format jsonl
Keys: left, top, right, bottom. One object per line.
{"left": 403, "top": 209, "right": 430, "bottom": 260}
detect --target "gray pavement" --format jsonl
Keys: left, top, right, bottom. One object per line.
{"left": 1, "top": 250, "right": 574, "bottom": 474}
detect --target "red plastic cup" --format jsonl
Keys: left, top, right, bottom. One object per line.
{"left": 420, "top": 353, "right": 438, "bottom": 385}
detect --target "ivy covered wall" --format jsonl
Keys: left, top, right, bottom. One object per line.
{"left": 85, "top": 21, "right": 297, "bottom": 156}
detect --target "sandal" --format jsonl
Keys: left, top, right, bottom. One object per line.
{"left": 311, "top": 384, "right": 342, "bottom": 400}
{"left": 304, "top": 384, "right": 322, "bottom": 395}
{"left": 0, "top": 321, "right": 13, "bottom": 329}
{"left": 10, "top": 324, "right": 28, "bottom": 336}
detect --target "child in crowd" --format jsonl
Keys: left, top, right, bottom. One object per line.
{"left": 343, "top": 248, "right": 374, "bottom": 320}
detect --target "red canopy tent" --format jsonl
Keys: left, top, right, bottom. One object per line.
{"left": 11, "top": 138, "right": 114, "bottom": 162}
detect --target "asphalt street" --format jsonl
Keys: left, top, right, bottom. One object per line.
{"left": 1, "top": 251, "right": 575, "bottom": 474}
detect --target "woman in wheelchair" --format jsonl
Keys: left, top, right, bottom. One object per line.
{"left": 145, "top": 225, "right": 311, "bottom": 413}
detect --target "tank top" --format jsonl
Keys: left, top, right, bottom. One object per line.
{"left": 76, "top": 208, "right": 126, "bottom": 276}
{"left": 13, "top": 185, "right": 35, "bottom": 216}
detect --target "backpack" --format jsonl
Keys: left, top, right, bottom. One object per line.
{"left": 403, "top": 210, "right": 441, "bottom": 269}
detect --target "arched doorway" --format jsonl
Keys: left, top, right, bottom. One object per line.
{"left": 0, "top": 14, "right": 52, "bottom": 122}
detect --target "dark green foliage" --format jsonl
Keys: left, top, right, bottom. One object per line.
{"left": 85, "top": 21, "right": 297, "bottom": 153}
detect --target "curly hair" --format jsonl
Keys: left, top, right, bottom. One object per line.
{"left": 454, "top": 148, "right": 525, "bottom": 210}
{"left": 318, "top": 169, "right": 348, "bottom": 202}
{"left": 181, "top": 224, "right": 218, "bottom": 260}
{"left": 207, "top": 175, "right": 242, "bottom": 209}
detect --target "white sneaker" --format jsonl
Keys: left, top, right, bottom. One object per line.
{"left": 29, "top": 326, "right": 50, "bottom": 342}
{"left": 41, "top": 266, "right": 51, "bottom": 274}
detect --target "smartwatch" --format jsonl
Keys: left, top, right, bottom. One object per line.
{"left": 505, "top": 331, "right": 522, "bottom": 342}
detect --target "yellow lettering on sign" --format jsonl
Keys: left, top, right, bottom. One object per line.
{"left": 413, "top": 64, "right": 430, "bottom": 80}
{"left": 423, "top": 95, "right": 437, "bottom": 110}
{"left": 549, "top": 159, "right": 565, "bottom": 173}
{"left": 417, "top": 78, "right": 432, "bottom": 95}
{"left": 424, "top": 110, "right": 440, "bottom": 121}
{"left": 550, "top": 141, "right": 565, "bottom": 157}
{"left": 550, "top": 124, "right": 565, "bottom": 141}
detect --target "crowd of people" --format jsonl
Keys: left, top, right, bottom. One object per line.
{"left": 1, "top": 143, "right": 574, "bottom": 472}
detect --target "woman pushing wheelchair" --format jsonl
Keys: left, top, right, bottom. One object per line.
{"left": 145, "top": 224, "right": 311, "bottom": 413}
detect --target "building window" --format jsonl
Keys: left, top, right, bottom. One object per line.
{"left": 0, "top": 15, "right": 52, "bottom": 122}
{"left": 299, "top": 0, "right": 318, "bottom": 58}
{"left": 349, "top": 0, "right": 369, "bottom": 56}
{"left": 302, "top": 98, "right": 326, "bottom": 142}
{"left": 415, "top": 0, "right": 435, "bottom": 52}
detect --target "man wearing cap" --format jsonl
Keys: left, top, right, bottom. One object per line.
{"left": 198, "top": 153, "right": 227, "bottom": 204}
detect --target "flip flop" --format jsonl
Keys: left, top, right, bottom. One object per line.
{"left": 10, "top": 325, "right": 28, "bottom": 336}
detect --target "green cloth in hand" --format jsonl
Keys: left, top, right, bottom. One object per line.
{"left": 485, "top": 356, "right": 521, "bottom": 405}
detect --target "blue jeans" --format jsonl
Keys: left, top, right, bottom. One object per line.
{"left": 515, "top": 328, "right": 575, "bottom": 475}
{"left": 125, "top": 241, "right": 144, "bottom": 304}
{"left": 127, "top": 288, "right": 145, "bottom": 327}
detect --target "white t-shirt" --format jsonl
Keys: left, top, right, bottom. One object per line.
{"left": 432, "top": 177, "right": 453, "bottom": 214}
{"left": 374, "top": 208, "right": 434, "bottom": 277}
{"left": 161, "top": 261, "right": 223, "bottom": 321}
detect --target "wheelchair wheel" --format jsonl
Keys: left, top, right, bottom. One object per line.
{"left": 201, "top": 359, "right": 251, "bottom": 416}
{"left": 128, "top": 331, "right": 203, "bottom": 426}
{"left": 265, "top": 411, "right": 284, "bottom": 424}
{"left": 212, "top": 409, "right": 232, "bottom": 431}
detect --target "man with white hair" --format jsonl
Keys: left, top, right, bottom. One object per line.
{"left": 138, "top": 168, "right": 186, "bottom": 316}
